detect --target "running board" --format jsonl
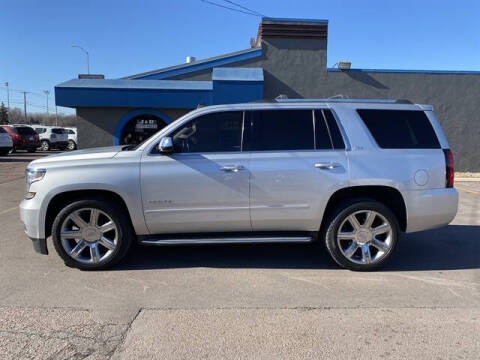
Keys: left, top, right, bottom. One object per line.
{"left": 140, "top": 236, "right": 313, "bottom": 246}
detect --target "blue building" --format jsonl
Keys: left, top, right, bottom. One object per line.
{"left": 55, "top": 17, "right": 480, "bottom": 171}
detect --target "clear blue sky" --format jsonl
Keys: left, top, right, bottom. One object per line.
{"left": 1, "top": 0, "right": 479, "bottom": 115}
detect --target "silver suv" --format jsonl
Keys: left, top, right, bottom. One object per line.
{"left": 19, "top": 99, "right": 458, "bottom": 271}
{"left": 32, "top": 126, "right": 69, "bottom": 151}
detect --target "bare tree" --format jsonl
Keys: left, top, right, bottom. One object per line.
{"left": 0, "top": 102, "right": 8, "bottom": 124}
{"left": 6, "top": 107, "right": 76, "bottom": 127}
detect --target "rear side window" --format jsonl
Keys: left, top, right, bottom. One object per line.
{"left": 315, "top": 110, "right": 345, "bottom": 150}
{"left": 0, "top": 127, "right": 6, "bottom": 133}
{"left": 357, "top": 110, "right": 440, "bottom": 149}
{"left": 246, "top": 110, "right": 314, "bottom": 151}
{"left": 52, "top": 128, "right": 65, "bottom": 134}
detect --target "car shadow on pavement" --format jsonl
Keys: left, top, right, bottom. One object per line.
{"left": 0, "top": 157, "right": 35, "bottom": 163}
{"left": 115, "top": 225, "right": 480, "bottom": 272}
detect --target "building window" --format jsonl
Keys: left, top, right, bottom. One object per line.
{"left": 120, "top": 114, "right": 167, "bottom": 145}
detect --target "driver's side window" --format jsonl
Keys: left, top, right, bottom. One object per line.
{"left": 171, "top": 111, "right": 243, "bottom": 153}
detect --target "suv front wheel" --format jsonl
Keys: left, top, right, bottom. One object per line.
{"left": 324, "top": 200, "right": 400, "bottom": 271}
{"left": 52, "top": 199, "right": 133, "bottom": 270}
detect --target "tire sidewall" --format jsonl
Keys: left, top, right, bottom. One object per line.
{"left": 52, "top": 199, "right": 132, "bottom": 270}
{"left": 41, "top": 140, "right": 50, "bottom": 151}
{"left": 325, "top": 200, "right": 400, "bottom": 271}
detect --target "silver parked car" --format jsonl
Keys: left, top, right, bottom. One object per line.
{"left": 19, "top": 99, "right": 458, "bottom": 271}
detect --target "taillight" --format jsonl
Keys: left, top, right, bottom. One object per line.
{"left": 443, "top": 149, "right": 454, "bottom": 188}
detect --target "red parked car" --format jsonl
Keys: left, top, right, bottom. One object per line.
{"left": 1, "top": 125, "right": 40, "bottom": 153}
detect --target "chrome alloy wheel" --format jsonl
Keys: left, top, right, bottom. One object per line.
{"left": 337, "top": 210, "right": 393, "bottom": 265}
{"left": 60, "top": 208, "right": 118, "bottom": 264}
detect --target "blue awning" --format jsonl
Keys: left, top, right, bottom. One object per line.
{"left": 55, "top": 67, "right": 264, "bottom": 109}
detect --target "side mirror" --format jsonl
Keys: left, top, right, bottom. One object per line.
{"left": 158, "top": 136, "right": 174, "bottom": 154}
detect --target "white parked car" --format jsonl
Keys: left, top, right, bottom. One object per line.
{"left": 0, "top": 126, "right": 13, "bottom": 155}
{"left": 64, "top": 127, "right": 78, "bottom": 150}
{"left": 20, "top": 99, "right": 458, "bottom": 271}
{"left": 32, "top": 126, "right": 69, "bottom": 151}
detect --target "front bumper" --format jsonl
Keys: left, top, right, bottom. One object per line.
{"left": 404, "top": 187, "right": 459, "bottom": 233}
{"left": 20, "top": 198, "right": 48, "bottom": 254}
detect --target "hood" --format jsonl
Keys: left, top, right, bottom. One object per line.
{"left": 30, "top": 146, "right": 124, "bottom": 165}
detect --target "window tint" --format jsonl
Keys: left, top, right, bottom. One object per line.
{"left": 52, "top": 128, "right": 65, "bottom": 134}
{"left": 68, "top": 129, "right": 75, "bottom": 134}
{"left": 247, "top": 110, "right": 314, "bottom": 151}
{"left": 314, "top": 110, "right": 334, "bottom": 150}
{"left": 321, "top": 110, "right": 345, "bottom": 149}
{"left": 15, "top": 126, "right": 36, "bottom": 135}
{"left": 0, "top": 127, "right": 5, "bottom": 133}
{"left": 171, "top": 111, "right": 243, "bottom": 153}
{"left": 357, "top": 110, "right": 440, "bottom": 149}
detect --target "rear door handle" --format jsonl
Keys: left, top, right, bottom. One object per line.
{"left": 315, "top": 162, "right": 341, "bottom": 170}
{"left": 220, "top": 165, "right": 245, "bottom": 173}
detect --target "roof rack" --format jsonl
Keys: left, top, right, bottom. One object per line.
{"left": 274, "top": 98, "right": 412, "bottom": 104}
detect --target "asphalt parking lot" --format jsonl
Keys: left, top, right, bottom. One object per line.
{"left": 0, "top": 151, "right": 479, "bottom": 359}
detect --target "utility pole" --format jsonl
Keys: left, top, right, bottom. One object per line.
{"left": 43, "top": 90, "right": 50, "bottom": 116}
{"left": 4, "top": 82, "right": 9, "bottom": 109}
{"left": 22, "top": 91, "right": 28, "bottom": 124}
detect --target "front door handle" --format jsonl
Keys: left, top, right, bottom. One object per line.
{"left": 315, "top": 162, "right": 341, "bottom": 170}
{"left": 220, "top": 165, "right": 245, "bottom": 173}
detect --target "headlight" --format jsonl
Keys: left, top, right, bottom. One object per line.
{"left": 25, "top": 168, "right": 46, "bottom": 199}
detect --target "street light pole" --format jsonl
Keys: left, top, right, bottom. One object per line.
{"left": 4, "top": 82, "right": 9, "bottom": 109}
{"left": 22, "top": 91, "right": 28, "bottom": 124}
{"left": 72, "top": 45, "right": 90, "bottom": 74}
{"left": 43, "top": 90, "right": 50, "bottom": 118}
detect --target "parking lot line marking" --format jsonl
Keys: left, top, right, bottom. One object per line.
{"left": 0, "top": 206, "right": 18, "bottom": 216}
{"left": 456, "top": 186, "right": 480, "bottom": 195}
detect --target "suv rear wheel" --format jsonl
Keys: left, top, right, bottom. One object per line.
{"left": 40, "top": 140, "right": 50, "bottom": 151}
{"left": 67, "top": 140, "right": 77, "bottom": 150}
{"left": 52, "top": 199, "right": 133, "bottom": 270}
{"left": 324, "top": 200, "right": 400, "bottom": 271}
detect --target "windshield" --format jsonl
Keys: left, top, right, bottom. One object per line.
{"left": 15, "top": 126, "right": 36, "bottom": 135}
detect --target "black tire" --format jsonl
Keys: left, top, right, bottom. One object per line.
{"left": 52, "top": 198, "right": 133, "bottom": 270}
{"left": 40, "top": 140, "right": 50, "bottom": 151}
{"left": 27, "top": 148, "right": 36, "bottom": 153}
{"left": 67, "top": 140, "right": 77, "bottom": 150}
{"left": 0, "top": 150, "right": 9, "bottom": 156}
{"left": 323, "top": 199, "right": 400, "bottom": 271}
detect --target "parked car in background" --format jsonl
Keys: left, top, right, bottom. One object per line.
{"left": 0, "top": 126, "right": 13, "bottom": 155}
{"left": 64, "top": 127, "right": 77, "bottom": 150}
{"left": 20, "top": 99, "right": 458, "bottom": 271}
{"left": 1, "top": 125, "right": 39, "bottom": 153}
{"left": 32, "top": 126, "right": 69, "bottom": 151}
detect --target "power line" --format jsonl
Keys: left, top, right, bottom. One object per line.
{"left": 222, "top": 0, "right": 265, "bottom": 17}
{"left": 200, "top": 0, "right": 262, "bottom": 17}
